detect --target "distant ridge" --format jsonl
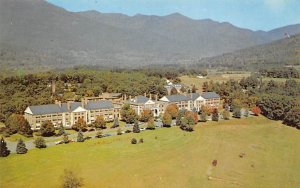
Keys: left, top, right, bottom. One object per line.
{"left": 0, "top": 0, "right": 300, "bottom": 69}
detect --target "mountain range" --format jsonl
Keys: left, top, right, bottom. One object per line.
{"left": 0, "top": 0, "right": 300, "bottom": 69}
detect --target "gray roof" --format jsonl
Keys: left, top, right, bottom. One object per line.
{"left": 28, "top": 100, "right": 114, "bottom": 115}
{"left": 201, "top": 92, "right": 220, "bottom": 99}
{"left": 86, "top": 101, "right": 114, "bottom": 110}
{"left": 29, "top": 104, "right": 63, "bottom": 115}
{"left": 129, "top": 96, "right": 150, "bottom": 104}
{"left": 164, "top": 95, "right": 190, "bottom": 102}
{"left": 190, "top": 93, "right": 200, "bottom": 101}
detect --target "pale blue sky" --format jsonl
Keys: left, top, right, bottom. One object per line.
{"left": 47, "top": 0, "right": 300, "bottom": 31}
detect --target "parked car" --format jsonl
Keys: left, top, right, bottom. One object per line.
{"left": 103, "top": 133, "right": 112, "bottom": 137}
{"left": 55, "top": 140, "right": 64, "bottom": 145}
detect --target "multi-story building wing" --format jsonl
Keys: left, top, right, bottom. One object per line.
{"left": 128, "top": 96, "right": 161, "bottom": 117}
{"left": 159, "top": 94, "right": 192, "bottom": 111}
{"left": 24, "top": 100, "right": 120, "bottom": 130}
{"left": 191, "top": 92, "right": 221, "bottom": 110}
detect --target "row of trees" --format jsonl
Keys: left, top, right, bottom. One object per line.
{"left": 259, "top": 67, "right": 299, "bottom": 78}
{"left": 202, "top": 74, "right": 299, "bottom": 129}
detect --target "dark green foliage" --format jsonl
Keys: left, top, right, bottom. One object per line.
{"left": 257, "top": 94, "right": 295, "bottom": 120}
{"left": 16, "top": 139, "right": 27, "bottom": 154}
{"left": 179, "top": 119, "right": 194, "bottom": 132}
{"left": 211, "top": 109, "right": 219, "bottom": 121}
{"left": 95, "top": 130, "right": 103, "bottom": 138}
{"left": 240, "top": 75, "right": 259, "bottom": 89}
{"left": 259, "top": 67, "right": 299, "bottom": 79}
{"left": 132, "top": 121, "right": 140, "bottom": 133}
{"left": 77, "top": 130, "right": 84, "bottom": 142}
{"left": 40, "top": 120, "right": 55, "bottom": 137}
{"left": 34, "top": 137, "right": 47, "bottom": 148}
{"left": 162, "top": 113, "right": 172, "bottom": 127}
{"left": 233, "top": 108, "right": 242, "bottom": 118}
{"left": 283, "top": 107, "right": 300, "bottom": 129}
{"left": 63, "top": 134, "right": 69, "bottom": 144}
{"left": 121, "top": 104, "right": 138, "bottom": 124}
{"left": 0, "top": 137, "right": 10, "bottom": 157}
{"left": 57, "top": 124, "right": 65, "bottom": 136}
{"left": 111, "top": 118, "right": 119, "bottom": 128}
{"left": 199, "top": 113, "right": 207, "bottom": 122}
{"left": 131, "top": 138, "right": 137, "bottom": 144}
{"left": 139, "top": 138, "right": 144, "bottom": 143}
{"left": 61, "top": 169, "right": 84, "bottom": 188}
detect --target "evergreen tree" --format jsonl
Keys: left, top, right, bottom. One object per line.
{"left": 133, "top": 121, "right": 140, "bottom": 133}
{"left": 0, "top": 137, "right": 10, "bottom": 157}
{"left": 120, "top": 104, "right": 138, "bottom": 124}
{"left": 57, "top": 124, "right": 65, "bottom": 136}
{"left": 77, "top": 130, "right": 84, "bottom": 142}
{"left": 34, "top": 137, "right": 47, "bottom": 148}
{"left": 111, "top": 118, "right": 119, "bottom": 128}
{"left": 16, "top": 139, "right": 27, "bottom": 154}
{"left": 212, "top": 109, "right": 219, "bottom": 121}
{"left": 117, "top": 128, "right": 122, "bottom": 135}
{"left": 95, "top": 130, "right": 103, "bottom": 138}
{"left": 199, "top": 113, "right": 207, "bottom": 122}
{"left": 233, "top": 108, "right": 241, "bottom": 118}
{"left": 131, "top": 138, "right": 137, "bottom": 144}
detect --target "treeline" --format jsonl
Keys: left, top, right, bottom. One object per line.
{"left": 0, "top": 69, "right": 167, "bottom": 122}
{"left": 203, "top": 75, "right": 300, "bottom": 129}
{"left": 259, "top": 67, "right": 299, "bottom": 78}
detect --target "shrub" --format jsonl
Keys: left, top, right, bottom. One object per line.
{"left": 111, "top": 118, "right": 119, "bottom": 128}
{"left": 95, "top": 130, "right": 103, "bottom": 138}
{"left": 146, "top": 118, "right": 155, "bottom": 130}
{"left": 211, "top": 109, "right": 219, "bottom": 121}
{"left": 132, "top": 121, "right": 140, "bottom": 133}
{"left": 121, "top": 104, "right": 138, "bottom": 124}
{"left": 0, "top": 137, "right": 10, "bottom": 157}
{"left": 283, "top": 106, "right": 300, "bottom": 129}
{"left": 179, "top": 120, "right": 194, "bottom": 132}
{"left": 199, "top": 113, "right": 207, "bottom": 122}
{"left": 77, "top": 130, "right": 84, "bottom": 142}
{"left": 63, "top": 134, "right": 69, "bottom": 144}
{"left": 125, "top": 130, "right": 131, "bottom": 133}
{"left": 40, "top": 120, "right": 56, "bottom": 137}
{"left": 61, "top": 169, "right": 83, "bottom": 188}
{"left": 233, "top": 108, "right": 241, "bottom": 118}
{"left": 131, "top": 138, "right": 137, "bottom": 144}
{"left": 72, "top": 118, "right": 88, "bottom": 132}
{"left": 252, "top": 106, "right": 261, "bottom": 116}
{"left": 139, "top": 138, "right": 144, "bottom": 143}
{"left": 117, "top": 128, "right": 122, "bottom": 135}
{"left": 222, "top": 110, "right": 230, "bottom": 120}
{"left": 57, "top": 124, "right": 65, "bottom": 136}
{"left": 16, "top": 139, "right": 27, "bottom": 154}
{"left": 34, "top": 137, "right": 47, "bottom": 148}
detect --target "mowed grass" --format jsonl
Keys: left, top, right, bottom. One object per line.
{"left": 1, "top": 117, "right": 299, "bottom": 188}
{"left": 180, "top": 73, "right": 250, "bottom": 91}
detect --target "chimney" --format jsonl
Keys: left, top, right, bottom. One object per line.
{"left": 81, "top": 98, "right": 85, "bottom": 108}
{"left": 149, "top": 93, "right": 152, "bottom": 99}
{"left": 144, "top": 93, "right": 146, "bottom": 97}
{"left": 155, "top": 94, "right": 158, "bottom": 101}
{"left": 55, "top": 100, "right": 61, "bottom": 107}
{"left": 129, "top": 95, "right": 132, "bottom": 100}
{"left": 67, "top": 101, "right": 71, "bottom": 111}
{"left": 124, "top": 94, "right": 127, "bottom": 101}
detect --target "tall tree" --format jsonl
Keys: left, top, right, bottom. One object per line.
{"left": 132, "top": 121, "right": 140, "bottom": 133}
{"left": 162, "top": 113, "right": 172, "bottom": 127}
{"left": 93, "top": 116, "right": 106, "bottom": 129}
{"left": 211, "top": 109, "right": 219, "bottom": 121}
{"left": 165, "top": 104, "right": 179, "bottom": 119}
{"left": 16, "top": 139, "right": 28, "bottom": 154}
{"left": 0, "top": 137, "right": 10, "bottom": 157}
{"left": 120, "top": 104, "right": 138, "bottom": 124}
{"left": 40, "top": 120, "right": 56, "bottom": 137}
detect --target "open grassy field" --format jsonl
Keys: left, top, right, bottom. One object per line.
{"left": 1, "top": 116, "right": 299, "bottom": 188}
{"left": 180, "top": 72, "right": 250, "bottom": 91}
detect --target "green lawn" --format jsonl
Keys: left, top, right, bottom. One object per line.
{"left": 1, "top": 117, "right": 299, "bottom": 188}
